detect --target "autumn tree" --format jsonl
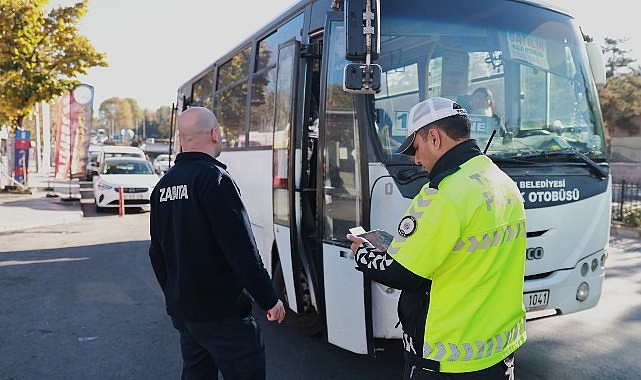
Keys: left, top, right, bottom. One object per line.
{"left": 124, "top": 98, "right": 143, "bottom": 133}
{"left": 98, "top": 97, "right": 143, "bottom": 138}
{"left": 0, "top": 0, "right": 107, "bottom": 131}
{"left": 151, "top": 106, "right": 174, "bottom": 138}
{"left": 599, "top": 37, "right": 641, "bottom": 135}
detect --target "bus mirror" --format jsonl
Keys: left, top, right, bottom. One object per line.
{"left": 343, "top": 63, "right": 381, "bottom": 94}
{"left": 586, "top": 41, "right": 606, "bottom": 87}
{"left": 344, "top": 0, "right": 380, "bottom": 61}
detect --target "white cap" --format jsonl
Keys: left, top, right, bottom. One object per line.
{"left": 396, "top": 97, "right": 468, "bottom": 155}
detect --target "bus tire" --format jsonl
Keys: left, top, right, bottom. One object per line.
{"left": 272, "top": 260, "right": 323, "bottom": 337}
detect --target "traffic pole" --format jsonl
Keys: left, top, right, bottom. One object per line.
{"left": 118, "top": 186, "right": 125, "bottom": 217}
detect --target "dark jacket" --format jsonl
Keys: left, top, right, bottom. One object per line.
{"left": 149, "top": 151, "right": 278, "bottom": 322}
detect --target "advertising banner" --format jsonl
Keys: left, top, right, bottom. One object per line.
{"left": 53, "top": 84, "right": 94, "bottom": 181}
{"left": 13, "top": 130, "right": 31, "bottom": 185}
{"left": 53, "top": 92, "right": 72, "bottom": 182}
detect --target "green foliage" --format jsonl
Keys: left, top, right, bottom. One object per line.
{"left": 0, "top": 0, "right": 107, "bottom": 131}
{"left": 602, "top": 37, "right": 636, "bottom": 78}
{"left": 622, "top": 207, "right": 641, "bottom": 228}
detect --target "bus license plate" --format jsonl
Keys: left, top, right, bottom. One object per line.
{"left": 523, "top": 290, "right": 549, "bottom": 312}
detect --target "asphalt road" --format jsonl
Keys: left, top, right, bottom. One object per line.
{"left": 0, "top": 200, "right": 403, "bottom": 379}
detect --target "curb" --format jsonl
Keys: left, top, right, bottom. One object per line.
{"left": 0, "top": 190, "right": 84, "bottom": 233}
{"left": 0, "top": 211, "right": 83, "bottom": 233}
{"left": 610, "top": 224, "right": 641, "bottom": 239}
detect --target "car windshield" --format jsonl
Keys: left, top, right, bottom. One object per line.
{"left": 105, "top": 152, "right": 143, "bottom": 158}
{"left": 103, "top": 161, "right": 154, "bottom": 175}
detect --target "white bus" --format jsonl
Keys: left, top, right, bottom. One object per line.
{"left": 175, "top": 0, "right": 611, "bottom": 355}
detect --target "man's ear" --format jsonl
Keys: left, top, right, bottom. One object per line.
{"left": 210, "top": 128, "right": 218, "bottom": 143}
{"left": 429, "top": 128, "right": 440, "bottom": 147}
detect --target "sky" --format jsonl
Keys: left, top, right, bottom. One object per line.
{"left": 49, "top": 0, "right": 300, "bottom": 110}
{"left": 559, "top": 0, "right": 639, "bottom": 53}
{"left": 48, "top": 0, "right": 639, "bottom": 111}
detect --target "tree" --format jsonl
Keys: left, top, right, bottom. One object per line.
{"left": 154, "top": 106, "right": 174, "bottom": 138}
{"left": 0, "top": 0, "right": 107, "bottom": 131}
{"left": 601, "top": 37, "right": 636, "bottom": 78}
{"left": 598, "top": 37, "right": 641, "bottom": 136}
{"left": 124, "top": 98, "right": 143, "bottom": 133}
{"left": 602, "top": 37, "right": 636, "bottom": 78}
{"left": 599, "top": 71, "right": 641, "bottom": 135}
{"left": 98, "top": 97, "right": 142, "bottom": 139}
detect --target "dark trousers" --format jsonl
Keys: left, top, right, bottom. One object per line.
{"left": 403, "top": 355, "right": 515, "bottom": 380}
{"left": 171, "top": 314, "right": 266, "bottom": 380}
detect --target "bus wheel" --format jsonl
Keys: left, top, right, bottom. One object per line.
{"left": 272, "top": 260, "right": 323, "bottom": 337}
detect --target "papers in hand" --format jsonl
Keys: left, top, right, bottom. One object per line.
{"left": 349, "top": 227, "right": 394, "bottom": 251}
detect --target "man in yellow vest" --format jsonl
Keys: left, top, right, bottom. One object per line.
{"left": 347, "top": 97, "right": 526, "bottom": 379}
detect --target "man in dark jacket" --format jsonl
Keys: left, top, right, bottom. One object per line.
{"left": 149, "top": 106, "right": 285, "bottom": 380}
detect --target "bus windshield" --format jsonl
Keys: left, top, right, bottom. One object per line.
{"left": 372, "top": 0, "right": 606, "bottom": 163}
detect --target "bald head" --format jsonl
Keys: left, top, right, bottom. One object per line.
{"left": 178, "top": 107, "right": 223, "bottom": 157}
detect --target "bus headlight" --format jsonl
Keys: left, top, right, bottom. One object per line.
{"left": 576, "top": 282, "right": 589, "bottom": 302}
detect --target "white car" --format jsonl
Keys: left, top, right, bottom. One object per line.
{"left": 85, "top": 144, "right": 103, "bottom": 180}
{"left": 152, "top": 154, "right": 174, "bottom": 174}
{"left": 97, "top": 145, "right": 147, "bottom": 168}
{"left": 93, "top": 157, "right": 160, "bottom": 212}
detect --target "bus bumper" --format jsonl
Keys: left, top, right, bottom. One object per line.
{"left": 524, "top": 248, "right": 607, "bottom": 320}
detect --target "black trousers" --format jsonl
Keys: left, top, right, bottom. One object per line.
{"left": 171, "top": 314, "right": 266, "bottom": 380}
{"left": 403, "top": 355, "right": 515, "bottom": 380}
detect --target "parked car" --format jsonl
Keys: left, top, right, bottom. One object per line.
{"left": 85, "top": 144, "right": 103, "bottom": 180}
{"left": 93, "top": 157, "right": 160, "bottom": 212}
{"left": 152, "top": 154, "right": 174, "bottom": 174}
{"left": 97, "top": 145, "right": 147, "bottom": 169}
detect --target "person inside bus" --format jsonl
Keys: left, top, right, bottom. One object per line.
{"left": 347, "top": 97, "right": 526, "bottom": 380}
{"left": 469, "top": 87, "right": 509, "bottom": 140}
{"left": 148, "top": 107, "right": 285, "bottom": 380}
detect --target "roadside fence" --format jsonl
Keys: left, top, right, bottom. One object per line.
{"left": 612, "top": 180, "right": 641, "bottom": 226}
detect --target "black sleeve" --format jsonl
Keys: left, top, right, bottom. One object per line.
{"left": 148, "top": 242, "right": 167, "bottom": 292}
{"left": 148, "top": 191, "right": 167, "bottom": 291}
{"left": 354, "top": 242, "right": 426, "bottom": 291}
{"left": 203, "top": 174, "right": 279, "bottom": 311}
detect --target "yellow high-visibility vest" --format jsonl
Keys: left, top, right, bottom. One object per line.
{"left": 389, "top": 155, "right": 527, "bottom": 373}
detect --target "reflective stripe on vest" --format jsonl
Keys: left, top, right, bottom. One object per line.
{"left": 453, "top": 221, "right": 526, "bottom": 252}
{"left": 423, "top": 317, "right": 526, "bottom": 362}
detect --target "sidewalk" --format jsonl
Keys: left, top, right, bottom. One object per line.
{"left": 0, "top": 172, "right": 83, "bottom": 233}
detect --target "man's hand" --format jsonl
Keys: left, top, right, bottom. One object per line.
{"left": 266, "top": 299, "right": 286, "bottom": 323}
{"left": 346, "top": 233, "right": 366, "bottom": 254}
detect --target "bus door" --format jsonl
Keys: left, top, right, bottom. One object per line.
{"left": 273, "top": 40, "right": 304, "bottom": 313}
{"left": 273, "top": 39, "right": 324, "bottom": 336}
{"left": 317, "top": 13, "right": 372, "bottom": 355}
